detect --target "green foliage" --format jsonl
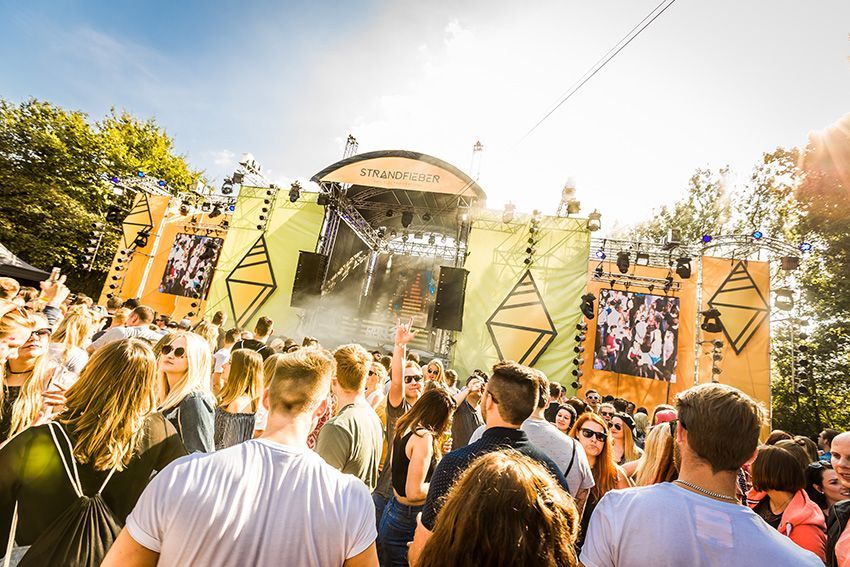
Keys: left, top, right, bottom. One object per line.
{"left": 627, "top": 136, "right": 850, "bottom": 435}
{"left": 0, "top": 98, "right": 202, "bottom": 295}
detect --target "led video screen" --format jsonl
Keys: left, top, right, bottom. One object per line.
{"left": 593, "top": 289, "right": 680, "bottom": 382}
{"left": 159, "top": 233, "right": 223, "bottom": 299}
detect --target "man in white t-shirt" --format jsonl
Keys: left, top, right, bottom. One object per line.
{"left": 211, "top": 328, "right": 240, "bottom": 390}
{"left": 580, "top": 383, "right": 822, "bottom": 567}
{"left": 86, "top": 306, "right": 162, "bottom": 353}
{"left": 103, "top": 348, "right": 378, "bottom": 567}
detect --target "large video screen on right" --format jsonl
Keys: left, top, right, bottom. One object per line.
{"left": 594, "top": 289, "right": 680, "bottom": 383}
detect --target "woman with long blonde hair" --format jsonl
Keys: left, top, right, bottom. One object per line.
{"left": 0, "top": 312, "right": 67, "bottom": 443}
{"left": 611, "top": 412, "right": 643, "bottom": 465}
{"left": 48, "top": 304, "right": 94, "bottom": 377}
{"left": 570, "top": 411, "right": 631, "bottom": 550}
{"left": 214, "top": 348, "right": 263, "bottom": 450}
{"left": 424, "top": 359, "right": 446, "bottom": 388}
{"left": 192, "top": 321, "right": 219, "bottom": 354}
{"left": 632, "top": 420, "right": 678, "bottom": 486}
{"left": 0, "top": 339, "right": 186, "bottom": 565}
{"left": 157, "top": 332, "right": 215, "bottom": 453}
{"left": 416, "top": 450, "right": 580, "bottom": 567}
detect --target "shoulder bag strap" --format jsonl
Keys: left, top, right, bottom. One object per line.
{"left": 3, "top": 503, "right": 17, "bottom": 567}
{"left": 564, "top": 436, "right": 577, "bottom": 478}
{"left": 47, "top": 423, "right": 82, "bottom": 498}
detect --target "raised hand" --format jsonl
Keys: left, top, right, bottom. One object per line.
{"left": 395, "top": 317, "right": 417, "bottom": 346}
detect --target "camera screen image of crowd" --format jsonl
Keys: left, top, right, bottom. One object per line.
{"left": 158, "top": 233, "right": 223, "bottom": 299}
{"left": 593, "top": 288, "right": 680, "bottom": 382}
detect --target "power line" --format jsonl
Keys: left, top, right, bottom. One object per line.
{"left": 522, "top": 0, "right": 679, "bottom": 141}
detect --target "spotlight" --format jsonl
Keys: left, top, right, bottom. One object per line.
{"left": 576, "top": 322, "right": 588, "bottom": 332}
{"left": 595, "top": 249, "right": 606, "bottom": 260}
{"left": 136, "top": 170, "right": 145, "bottom": 178}
{"left": 702, "top": 235, "right": 712, "bottom": 243}
{"left": 572, "top": 368, "right": 583, "bottom": 377}
{"left": 386, "top": 209, "right": 394, "bottom": 217}
{"left": 503, "top": 203, "right": 516, "bottom": 224}
{"left": 110, "top": 176, "right": 119, "bottom": 184}
{"left": 616, "top": 251, "right": 630, "bottom": 274}
{"left": 675, "top": 257, "right": 692, "bottom": 279}
{"left": 526, "top": 247, "right": 535, "bottom": 255}
{"left": 796, "top": 384, "right": 809, "bottom": 395}
{"left": 157, "top": 180, "right": 167, "bottom": 188}
{"left": 401, "top": 211, "right": 414, "bottom": 228}
{"left": 523, "top": 258, "right": 532, "bottom": 265}
{"left": 567, "top": 200, "right": 581, "bottom": 215}
{"left": 106, "top": 206, "right": 122, "bottom": 223}
{"left": 289, "top": 181, "right": 301, "bottom": 203}
{"left": 221, "top": 178, "right": 234, "bottom": 195}
{"left": 209, "top": 205, "right": 223, "bottom": 219}
{"left": 635, "top": 252, "right": 650, "bottom": 266}
{"left": 179, "top": 202, "right": 190, "bottom": 215}
{"left": 594, "top": 264, "right": 604, "bottom": 278}
{"left": 799, "top": 242, "right": 812, "bottom": 252}
{"left": 774, "top": 288, "right": 794, "bottom": 311}
{"left": 422, "top": 213, "right": 432, "bottom": 222}
{"left": 428, "top": 234, "right": 436, "bottom": 245}
{"left": 586, "top": 209, "right": 602, "bottom": 232}
{"left": 133, "top": 228, "right": 150, "bottom": 248}
{"left": 780, "top": 256, "right": 800, "bottom": 271}
{"left": 571, "top": 381, "right": 582, "bottom": 390}
{"left": 580, "top": 293, "right": 596, "bottom": 319}
{"left": 201, "top": 202, "right": 212, "bottom": 213}
{"left": 752, "top": 230, "right": 763, "bottom": 240}
{"left": 700, "top": 309, "right": 723, "bottom": 333}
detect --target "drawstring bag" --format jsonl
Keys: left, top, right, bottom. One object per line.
{"left": 3, "top": 422, "right": 122, "bottom": 567}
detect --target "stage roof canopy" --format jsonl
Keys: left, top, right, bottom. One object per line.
{"left": 312, "top": 150, "right": 486, "bottom": 235}
{"left": 0, "top": 243, "right": 49, "bottom": 284}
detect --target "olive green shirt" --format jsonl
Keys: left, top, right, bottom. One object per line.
{"left": 315, "top": 401, "right": 383, "bottom": 491}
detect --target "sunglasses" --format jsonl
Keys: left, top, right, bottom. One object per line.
{"left": 580, "top": 428, "right": 608, "bottom": 442}
{"left": 161, "top": 345, "right": 186, "bottom": 357}
{"left": 427, "top": 368, "right": 439, "bottom": 375}
{"left": 368, "top": 370, "right": 377, "bottom": 376}
{"left": 587, "top": 395, "right": 600, "bottom": 402}
{"left": 611, "top": 422, "right": 623, "bottom": 432}
{"left": 404, "top": 375, "right": 423, "bottom": 384}
{"left": 600, "top": 411, "right": 614, "bottom": 418}
{"left": 29, "top": 328, "right": 51, "bottom": 340}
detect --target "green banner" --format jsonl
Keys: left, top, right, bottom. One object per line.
{"left": 453, "top": 211, "right": 590, "bottom": 386}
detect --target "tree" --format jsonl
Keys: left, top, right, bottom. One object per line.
{"left": 0, "top": 99, "right": 202, "bottom": 295}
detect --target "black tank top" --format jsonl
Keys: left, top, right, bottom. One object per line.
{"left": 391, "top": 429, "right": 437, "bottom": 497}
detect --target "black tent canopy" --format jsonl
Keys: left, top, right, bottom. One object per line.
{"left": 0, "top": 243, "right": 49, "bottom": 285}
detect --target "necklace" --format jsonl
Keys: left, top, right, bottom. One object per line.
{"left": 4, "top": 363, "right": 31, "bottom": 375}
{"left": 674, "top": 479, "right": 739, "bottom": 503}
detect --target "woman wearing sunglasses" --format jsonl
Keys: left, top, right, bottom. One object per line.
{"left": 157, "top": 332, "right": 215, "bottom": 453}
{"left": 611, "top": 412, "right": 643, "bottom": 466}
{"left": 570, "top": 412, "right": 632, "bottom": 550}
{"left": 1, "top": 313, "right": 70, "bottom": 444}
{"left": 366, "top": 362, "right": 387, "bottom": 410}
{"left": 424, "top": 359, "right": 445, "bottom": 388}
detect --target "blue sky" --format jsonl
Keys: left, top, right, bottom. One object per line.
{"left": 2, "top": 0, "right": 849, "bottom": 231}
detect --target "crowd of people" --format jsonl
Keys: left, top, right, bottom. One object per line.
{"left": 0, "top": 272, "right": 847, "bottom": 566}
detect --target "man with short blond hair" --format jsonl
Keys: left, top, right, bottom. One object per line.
{"left": 581, "top": 383, "right": 821, "bottom": 567}
{"left": 105, "top": 347, "right": 378, "bottom": 567}
{"left": 827, "top": 432, "right": 850, "bottom": 566}
{"left": 316, "top": 344, "right": 383, "bottom": 490}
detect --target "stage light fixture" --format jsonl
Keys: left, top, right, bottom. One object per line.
{"left": 576, "top": 322, "right": 588, "bottom": 332}
{"left": 136, "top": 170, "right": 145, "bottom": 178}
{"left": 106, "top": 205, "right": 122, "bottom": 223}
{"left": 664, "top": 228, "right": 682, "bottom": 250}
{"left": 700, "top": 309, "right": 723, "bottom": 333}
{"left": 586, "top": 210, "right": 602, "bottom": 232}
{"left": 780, "top": 256, "right": 800, "bottom": 271}
{"left": 133, "top": 228, "right": 150, "bottom": 248}
{"left": 567, "top": 200, "right": 581, "bottom": 215}
{"left": 595, "top": 249, "right": 606, "bottom": 260}
{"left": 201, "top": 202, "right": 212, "bottom": 213}
{"left": 573, "top": 344, "right": 584, "bottom": 354}
{"left": 289, "top": 182, "right": 301, "bottom": 203}
{"left": 526, "top": 247, "right": 535, "bottom": 255}
{"left": 616, "top": 251, "right": 630, "bottom": 274}
{"left": 702, "top": 235, "right": 712, "bottom": 243}
{"left": 594, "top": 264, "right": 604, "bottom": 278}
{"left": 106, "top": 293, "right": 114, "bottom": 299}
{"left": 580, "top": 293, "right": 596, "bottom": 319}
{"left": 157, "top": 180, "right": 167, "bottom": 188}
{"left": 179, "top": 202, "right": 190, "bottom": 215}
{"left": 386, "top": 209, "right": 394, "bottom": 217}
{"left": 422, "top": 213, "right": 432, "bottom": 222}
{"left": 110, "top": 176, "right": 119, "bottom": 184}
{"left": 799, "top": 242, "right": 812, "bottom": 252}
{"left": 572, "top": 368, "right": 583, "bottom": 377}
{"left": 752, "top": 230, "right": 763, "bottom": 240}
{"left": 635, "top": 252, "right": 650, "bottom": 266}
{"left": 257, "top": 225, "right": 263, "bottom": 230}
{"left": 523, "top": 258, "right": 532, "bottom": 265}
{"left": 571, "top": 381, "right": 582, "bottom": 390}
{"left": 774, "top": 288, "right": 794, "bottom": 311}
{"left": 221, "top": 178, "right": 234, "bottom": 195}
{"left": 401, "top": 211, "right": 414, "bottom": 228}
{"left": 796, "top": 384, "right": 809, "bottom": 395}
{"left": 428, "top": 234, "right": 436, "bottom": 245}
{"left": 259, "top": 215, "right": 266, "bottom": 221}
{"left": 317, "top": 194, "right": 329, "bottom": 206}
{"left": 377, "top": 227, "right": 387, "bottom": 238}
{"left": 675, "top": 257, "right": 692, "bottom": 279}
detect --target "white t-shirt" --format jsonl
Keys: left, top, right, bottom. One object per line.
{"left": 126, "top": 439, "right": 376, "bottom": 566}
{"left": 580, "top": 483, "right": 822, "bottom": 567}
{"left": 212, "top": 347, "right": 231, "bottom": 373}
{"left": 520, "top": 418, "right": 594, "bottom": 497}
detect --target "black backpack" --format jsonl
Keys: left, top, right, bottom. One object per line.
{"left": 5, "top": 422, "right": 122, "bottom": 567}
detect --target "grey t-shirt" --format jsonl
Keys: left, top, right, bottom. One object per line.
{"left": 374, "top": 397, "right": 411, "bottom": 498}
{"left": 315, "top": 402, "right": 383, "bottom": 491}
{"left": 521, "top": 418, "right": 594, "bottom": 497}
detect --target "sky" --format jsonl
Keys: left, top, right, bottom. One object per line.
{"left": 1, "top": 0, "right": 849, "bottom": 233}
